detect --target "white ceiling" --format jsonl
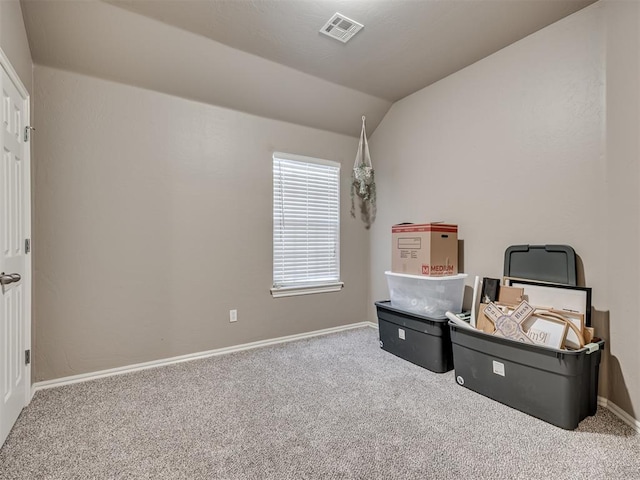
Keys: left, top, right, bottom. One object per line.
{"left": 21, "top": 0, "right": 596, "bottom": 136}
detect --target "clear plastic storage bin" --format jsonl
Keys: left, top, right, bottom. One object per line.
{"left": 385, "top": 271, "right": 467, "bottom": 319}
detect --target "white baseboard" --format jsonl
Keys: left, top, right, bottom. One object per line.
{"left": 32, "top": 321, "right": 371, "bottom": 393}
{"left": 366, "top": 321, "right": 378, "bottom": 329}
{"left": 598, "top": 396, "right": 640, "bottom": 433}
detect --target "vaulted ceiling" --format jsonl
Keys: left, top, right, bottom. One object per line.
{"left": 21, "top": 0, "right": 596, "bottom": 136}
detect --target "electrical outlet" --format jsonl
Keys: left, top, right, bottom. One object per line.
{"left": 229, "top": 309, "right": 237, "bottom": 322}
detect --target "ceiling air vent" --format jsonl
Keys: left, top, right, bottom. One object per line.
{"left": 320, "top": 13, "right": 364, "bottom": 43}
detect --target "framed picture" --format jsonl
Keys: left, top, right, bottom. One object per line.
{"left": 523, "top": 315, "right": 568, "bottom": 349}
{"left": 503, "top": 278, "right": 592, "bottom": 326}
{"left": 548, "top": 310, "right": 585, "bottom": 349}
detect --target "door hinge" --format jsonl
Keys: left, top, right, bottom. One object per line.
{"left": 25, "top": 349, "right": 30, "bottom": 365}
{"left": 24, "top": 126, "right": 35, "bottom": 142}
{"left": 25, "top": 238, "right": 30, "bottom": 254}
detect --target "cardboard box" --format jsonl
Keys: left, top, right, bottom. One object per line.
{"left": 391, "top": 223, "right": 458, "bottom": 276}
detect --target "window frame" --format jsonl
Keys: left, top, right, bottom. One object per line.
{"left": 271, "top": 151, "right": 343, "bottom": 298}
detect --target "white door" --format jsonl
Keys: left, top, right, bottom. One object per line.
{"left": 0, "top": 53, "right": 31, "bottom": 447}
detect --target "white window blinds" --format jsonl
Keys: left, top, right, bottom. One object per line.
{"left": 272, "top": 152, "right": 341, "bottom": 296}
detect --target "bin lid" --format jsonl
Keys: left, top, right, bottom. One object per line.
{"left": 503, "top": 245, "right": 577, "bottom": 286}
{"left": 384, "top": 271, "right": 468, "bottom": 281}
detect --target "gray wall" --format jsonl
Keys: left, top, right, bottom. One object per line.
{"left": 369, "top": 1, "right": 639, "bottom": 421}
{"left": 0, "top": 0, "right": 32, "bottom": 93}
{"left": 603, "top": 0, "right": 640, "bottom": 421}
{"left": 33, "top": 66, "right": 369, "bottom": 381}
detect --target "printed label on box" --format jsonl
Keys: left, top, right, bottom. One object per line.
{"left": 398, "top": 237, "right": 421, "bottom": 249}
{"left": 422, "top": 264, "right": 456, "bottom": 275}
{"left": 430, "top": 264, "right": 456, "bottom": 275}
{"left": 398, "top": 328, "right": 405, "bottom": 340}
{"left": 492, "top": 360, "right": 505, "bottom": 377}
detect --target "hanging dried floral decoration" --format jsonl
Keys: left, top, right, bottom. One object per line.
{"left": 351, "top": 116, "right": 376, "bottom": 229}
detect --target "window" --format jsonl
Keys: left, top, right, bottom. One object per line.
{"left": 272, "top": 152, "right": 342, "bottom": 297}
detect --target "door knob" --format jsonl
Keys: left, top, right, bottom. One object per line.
{"left": 0, "top": 273, "right": 21, "bottom": 285}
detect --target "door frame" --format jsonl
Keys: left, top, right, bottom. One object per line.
{"left": 0, "top": 47, "right": 32, "bottom": 406}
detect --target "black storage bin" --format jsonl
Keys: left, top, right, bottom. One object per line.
{"left": 449, "top": 323, "right": 604, "bottom": 429}
{"left": 375, "top": 301, "right": 453, "bottom": 373}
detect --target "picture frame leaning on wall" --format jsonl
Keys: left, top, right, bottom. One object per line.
{"left": 504, "top": 277, "right": 592, "bottom": 349}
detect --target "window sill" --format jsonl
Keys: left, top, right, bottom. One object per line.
{"left": 271, "top": 282, "right": 344, "bottom": 298}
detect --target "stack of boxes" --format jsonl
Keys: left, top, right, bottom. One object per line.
{"left": 377, "top": 222, "right": 466, "bottom": 374}
{"left": 386, "top": 223, "right": 466, "bottom": 319}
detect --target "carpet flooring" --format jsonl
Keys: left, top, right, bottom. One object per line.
{"left": 0, "top": 327, "right": 638, "bottom": 479}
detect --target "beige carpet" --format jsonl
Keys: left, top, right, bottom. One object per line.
{"left": 0, "top": 327, "right": 638, "bottom": 479}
